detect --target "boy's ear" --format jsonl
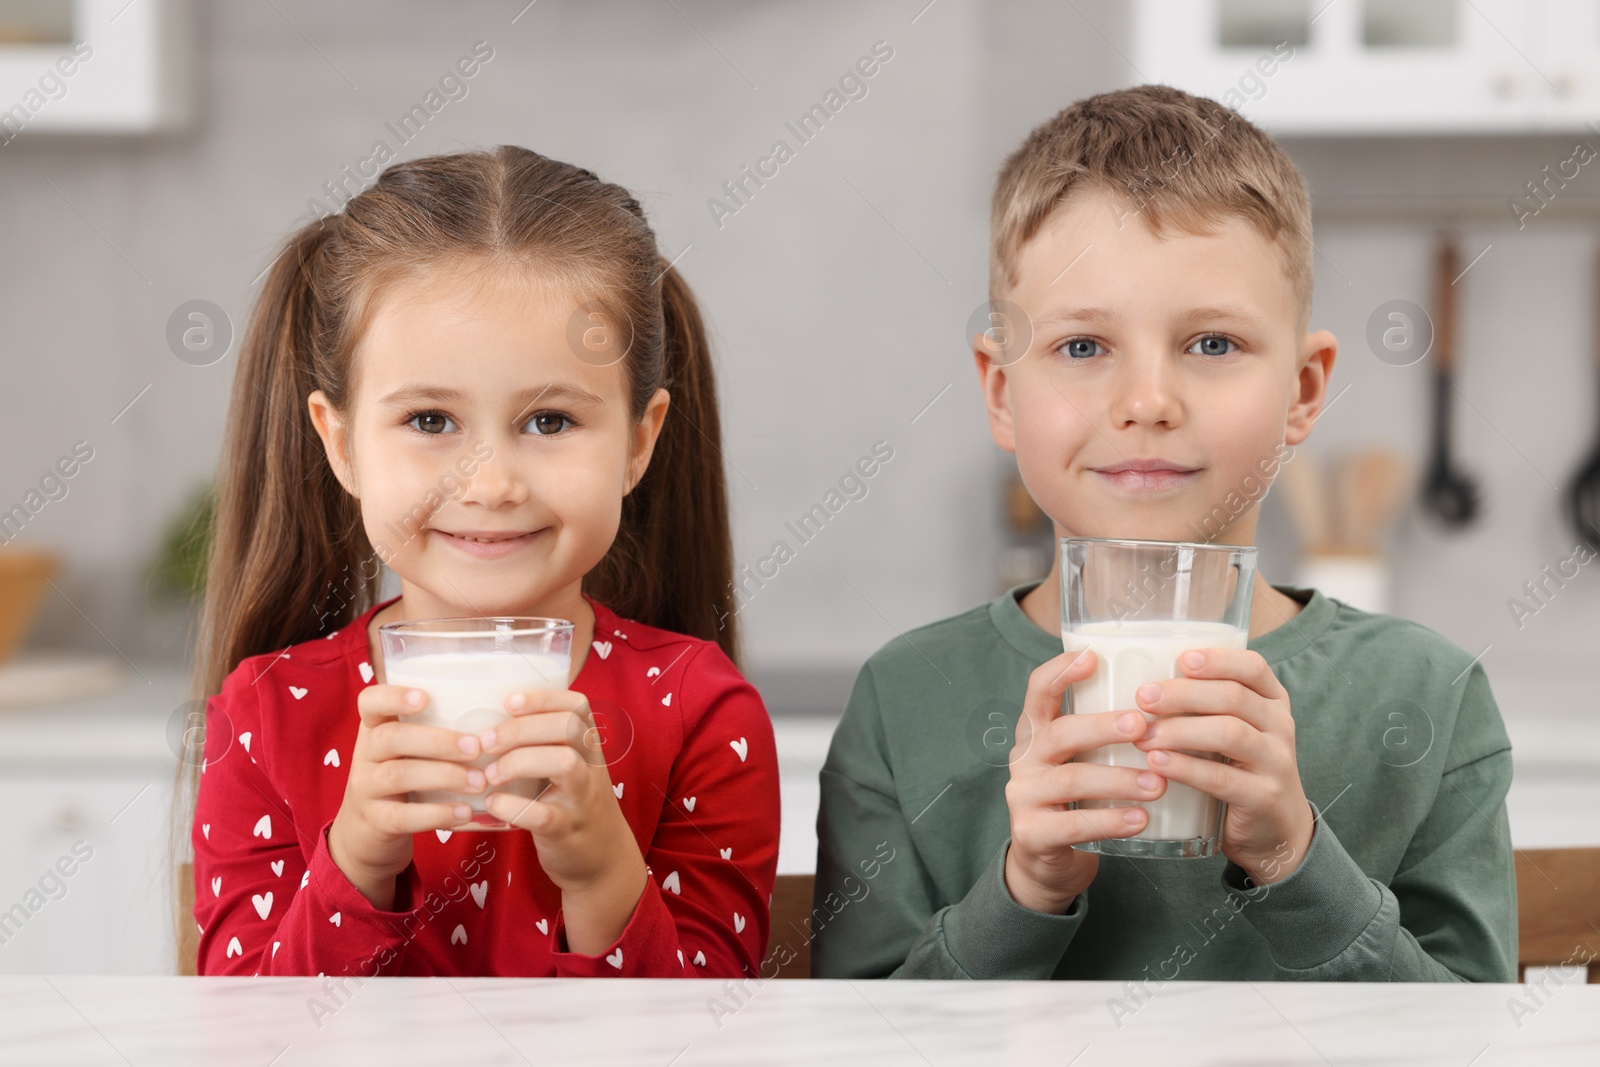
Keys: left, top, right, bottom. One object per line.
{"left": 306, "top": 390, "right": 359, "bottom": 498}
{"left": 1285, "top": 329, "right": 1338, "bottom": 447}
{"left": 973, "top": 339, "right": 1018, "bottom": 454}
{"left": 625, "top": 387, "right": 671, "bottom": 494}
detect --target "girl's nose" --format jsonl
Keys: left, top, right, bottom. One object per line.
{"left": 457, "top": 446, "right": 528, "bottom": 507}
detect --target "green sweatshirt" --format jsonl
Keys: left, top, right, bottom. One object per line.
{"left": 812, "top": 582, "right": 1517, "bottom": 982}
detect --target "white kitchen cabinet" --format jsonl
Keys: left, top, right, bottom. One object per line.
{"left": 1133, "top": 0, "right": 1600, "bottom": 134}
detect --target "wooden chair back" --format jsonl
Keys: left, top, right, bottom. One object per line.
{"left": 1516, "top": 847, "right": 1600, "bottom": 981}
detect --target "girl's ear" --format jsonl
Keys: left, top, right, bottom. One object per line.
{"left": 306, "top": 390, "right": 359, "bottom": 498}
{"left": 625, "top": 387, "right": 671, "bottom": 494}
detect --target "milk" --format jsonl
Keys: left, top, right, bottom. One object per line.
{"left": 1062, "top": 620, "right": 1247, "bottom": 845}
{"left": 384, "top": 650, "right": 571, "bottom": 822}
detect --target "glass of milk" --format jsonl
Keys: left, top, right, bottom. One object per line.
{"left": 378, "top": 616, "right": 575, "bottom": 831}
{"left": 1061, "top": 537, "right": 1258, "bottom": 859}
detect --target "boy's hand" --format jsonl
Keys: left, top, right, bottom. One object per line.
{"left": 1131, "top": 648, "right": 1314, "bottom": 884}
{"left": 480, "top": 690, "right": 648, "bottom": 953}
{"left": 1003, "top": 649, "right": 1167, "bottom": 914}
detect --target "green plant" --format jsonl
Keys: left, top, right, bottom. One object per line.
{"left": 147, "top": 481, "right": 215, "bottom": 603}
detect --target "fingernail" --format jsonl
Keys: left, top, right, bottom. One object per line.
{"left": 458, "top": 735, "right": 479, "bottom": 756}
{"left": 407, "top": 689, "right": 425, "bottom": 708}
{"left": 1137, "top": 772, "right": 1161, "bottom": 791}
{"left": 1123, "top": 808, "right": 1144, "bottom": 824}
{"left": 467, "top": 770, "right": 485, "bottom": 790}
{"left": 485, "top": 761, "right": 498, "bottom": 782}
{"left": 508, "top": 693, "right": 526, "bottom": 710}
{"left": 1117, "top": 711, "right": 1140, "bottom": 734}
{"left": 453, "top": 804, "right": 470, "bottom": 820}
{"left": 1148, "top": 749, "right": 1171, "bottom": 767}
{"left": 480, "top": 729, "right": 496, "bottom": 749}
{"left": 1137, "top": 683, "right": 1160, "bottom": 705}
{"left": 1183, "top": 651, "right": 1204, "bottom": 669}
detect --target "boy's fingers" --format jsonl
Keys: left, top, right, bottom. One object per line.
{"left": 1032, "top": 708, "right": 1149, "bottom": 765}
{"left": 1139, "top": 676, "right": 1276, "bottom": 731}
{"left": 1013, "top": 761, "right": 1164, "bottom": 808}
{"left": 1142, "top": 750, "right": 1256, "bottom": 807}
{"left": 1020, "top": 649, "right": 1098, "bottom": 734}
{"left": 1134, "top": 713, "right": 1269, "bottom": 767}
{"left": 1020, "top": 805, "right": 1150, "bottom": 851}
{"left": 1179, "top": 647, "right": 1286, "bottom": 700}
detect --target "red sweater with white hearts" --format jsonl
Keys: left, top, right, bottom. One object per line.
{"left": 192, "top": 594, "right": 780, "bottom": 979}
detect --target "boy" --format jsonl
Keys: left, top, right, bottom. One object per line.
{"left": 812, "top": 85, "right": 1516, "bottom": 982}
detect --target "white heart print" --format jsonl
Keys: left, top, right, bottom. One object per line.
{"left": 693, "top": 950, "right": 707, "bottom": 966}
{"left": 606, "top": 947, "right": 623, "bottom": 969}
{"left": 322, "top": 748, "right": 340, "bottom": 768}
{"left": 720, "top": 847, "right": 732, "bottom": 860}
{"left": 451, "top": 924, "right": 467, "bottom": 946}
{"left": 359, "top": 661, "right": 374, "bottom": 684}
{"left": 201, "top": 823, "right": 210, "bottom": 839}
{"left": 662, "top": 870, "right": 681, "bottom": 895}
{"left": 535, "top": 918, "right": 549, "bottom": 935}
{"left": 226, "top": 937, "right": 242, "bottom": 959}
{"left": 329, "top": 912, "right": 341, "bottom": 927}
{"left": 289, "top": 686, "right": 308, "bottom": 700}
{"left": 252, "top": 892, "right": 273, "bottom": 920}
{"left": 469, "top": 880, "right": 488, "bottom": 908}
{"left": 239, "top": 732, "right": 252, "bottom": 754}
{"left": 300, "top": 870, "right": 310, "bottom": 890}
{"left": 683, "top": 797, "right": 697, "bottom": 812}
{"left": 729, "top": 737, "right": 748, "bottom": 762}
{"left": 592, "top": 640, "right": 612, "bottom": 659}
{"left": 252, "top": 815, "right": 272, "bottom": 840}
{"left": 661, "top": 693, "right": 672, "bottom": 707}
{"left": 436, "top": 829, "right": 452, "bottom": 843}
{"left": 733, "top": 912, "right": 746, "bottom": 934}
{"left": 646, "top": 666, "right": 661, "bottom": 678}
{"left": 613, "top": 782, "right": 624, "bottom": 799}
{"left": 270, "top": 860, "right": 284, "bottom": 877}
{"left": 210, "top": 876, "right": 221, "bottom": 897}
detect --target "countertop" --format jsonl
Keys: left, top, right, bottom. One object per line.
{"left": 7, "top": 976, "right": 1597, "bottom": 1065}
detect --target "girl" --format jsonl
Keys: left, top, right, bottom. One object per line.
{"left": 183, "top": 146, "right": 779, "bottom": 978}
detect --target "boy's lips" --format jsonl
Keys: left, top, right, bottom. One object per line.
{"left": 433, "top": 528, "right": 542, "bottom": 559}
{"left": 1091, "top": 459, "right": 1201, "bottom": 492}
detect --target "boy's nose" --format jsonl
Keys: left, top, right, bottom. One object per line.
{"left": 1108, "top": 357, "right": 1183, "bottom": 429}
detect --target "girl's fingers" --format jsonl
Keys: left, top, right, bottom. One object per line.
{"left": 479, "top": 707, "right": 597, "bottom": 758}
{"left": 365, "top": 757, "right": 486, "bottom": 800}
{"left": 368, "top": 799, "right": 476, "bottom": 837}
{"left": 484, "top": 791, "right": 563, "bottom": 833}
{"left": 356, "top": 684, "right": 431, "bottom": 727}
{"left": 367, "top": 721, "right": 482, "bottom": 762}
{"left": 503, "top": 687, "right": 589, "bottom": 717}
{"left": 484, "top": 745, "right": 592, "bottom": 790}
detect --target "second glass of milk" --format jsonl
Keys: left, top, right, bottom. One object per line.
{"left": 1060, "top": 537, "right": 1258, "bottom": 859}
{"left": 378, "top": 616, "right": 575, "bottom": 831}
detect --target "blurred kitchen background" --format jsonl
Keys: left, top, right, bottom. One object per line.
{"left": 2, "top": 0, "right": 1598, "bottom": 973}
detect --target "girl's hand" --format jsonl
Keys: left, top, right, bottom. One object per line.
{"left": 327, "top": 684, "right": 485, "bottom": 909}
{"left": 480, "top": 690, "right": 648, "bottom": 953}
{"left": 1003, "top": 649, "right": 1166, "bottom": 914}
{"left": 1131, "top": 648, "right": 1314, "bottom": 884}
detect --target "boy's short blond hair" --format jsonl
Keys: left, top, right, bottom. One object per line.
{"left": 990, "top": 84, "right": 1313, "bottom": 334}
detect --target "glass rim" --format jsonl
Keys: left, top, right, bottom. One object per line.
{"left": 1060, "top": 535, "right": 1258, "bottom": 555}
{"left": 377, "top": 616, "right": 576, "bottom": 639}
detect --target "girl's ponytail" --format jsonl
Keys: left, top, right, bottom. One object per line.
{"left": 583, "top": 262, "right": 738, "bottom": 665}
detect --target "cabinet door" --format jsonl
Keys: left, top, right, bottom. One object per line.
{"left": 1538, "top": 0, "right": 1600, "bottom": 129}
{"left": 0, "top": 777, "right": 176, "bottom": 974}
{"left": 1133, "top": 0, "right": 1542, "bottom": 133}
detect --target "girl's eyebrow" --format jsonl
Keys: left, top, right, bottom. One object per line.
{"left": 378, "top": 383, "right": 605, "bottom": 408}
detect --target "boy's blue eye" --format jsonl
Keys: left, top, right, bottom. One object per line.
{"left": 1060, "top": 338, "right": 1105, "bottom": 360}
{"left": 407, "top": 410, "right": 456, "bottom": 435}
{"left": 525, "top": 411, "right": 573, "bottom": 436}
{"left": 1190, "top": 335, "right": 1237, "bottom": 357}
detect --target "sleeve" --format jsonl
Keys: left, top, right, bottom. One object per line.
{"left": 192, "top": 670, "right": 430, "bottom": 978}
{"left": 812, "top": 664, "right": 1087, "bottom": 979}
{"left": 548, "top": 642, "right": 779, "bottom": 978}
{"left": 1223, "top": 664, "right": 1517, "bottom": 982}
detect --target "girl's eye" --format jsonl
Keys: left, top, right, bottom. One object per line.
{"left": 407, "top": 410, "right": 457, "bottom": 435}
{"left": 1058, "top": 338, "right": 1106, "bottom": 360}
{"left": 525, "top": 411, "right": 573, "bottom": 436}
{"left": 1189, "top": 334, "right": 1238, "bottom": 357}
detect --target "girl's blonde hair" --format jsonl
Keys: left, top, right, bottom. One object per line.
{"left": 174, "top": 146, "right": 735, "bottom": 970}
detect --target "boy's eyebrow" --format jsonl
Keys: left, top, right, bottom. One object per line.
{"left": 1034, "top": 304, "right": 1267, "bottom": 330}
{"left": 378, "top": 383, "right": 605, "bottom": 408}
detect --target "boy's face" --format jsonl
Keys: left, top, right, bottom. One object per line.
{"left": 976, "top": 187, "right": 1336, "bottom": 547}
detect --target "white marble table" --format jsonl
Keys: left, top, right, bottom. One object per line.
{"left": 4, "top": 976, "right": 1596, "bottom": 1066}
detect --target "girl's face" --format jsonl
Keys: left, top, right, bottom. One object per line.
{"left": 308, "top": 265, "right": 668, "bottom": 621}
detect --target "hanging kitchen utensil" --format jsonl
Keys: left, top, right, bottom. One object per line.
{"left": 1564, "top": 244, "right": 1600, "bottom": 551}
{"left": 1421, "top": 235, "right": 1480, "bottom": 527}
